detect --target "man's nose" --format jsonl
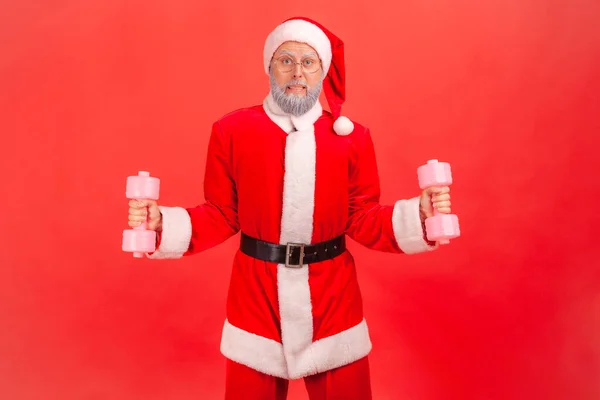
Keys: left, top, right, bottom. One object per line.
{"left": 293, "top": 62, "right": 303, "bottom": 78}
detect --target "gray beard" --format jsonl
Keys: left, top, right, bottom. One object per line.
{"left": 269, "top": 70, "right": 322, "bottom": 117}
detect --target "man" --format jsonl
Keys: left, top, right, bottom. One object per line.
{"left": 127, "top": 16, "right": 451, "bottom": 399}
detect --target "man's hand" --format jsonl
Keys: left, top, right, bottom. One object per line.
{"left": 128, "top": 199, "right": 163, "bottom": 232}
{"left": 419, "top": 186, "right": 451, "bottom": 220}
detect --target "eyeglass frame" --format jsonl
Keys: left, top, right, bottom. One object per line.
{"left": 271, "top": 55, "right": 322, "bottom": 74}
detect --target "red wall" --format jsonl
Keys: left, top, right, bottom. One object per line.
{"left": 2, "top": 1, "right": 599, "bottom": 399}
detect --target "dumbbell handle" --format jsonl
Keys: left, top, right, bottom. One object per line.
{"left": 432, "top": 192, "right": 442, "bottom": 217}
{"left": 135, "top": 200, "right": 149, "bottom": 230}
{"left": 423, "top": 184, "right": 443, "bottom": 217}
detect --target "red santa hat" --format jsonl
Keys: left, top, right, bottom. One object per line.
{"left": 263, "top": 17, "right": 354, "bottom": 136}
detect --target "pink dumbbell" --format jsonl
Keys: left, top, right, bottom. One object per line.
{"left": 417, "top": 159, "right": 460, "bottom": 245}
{"left": 122, "top": 171, "right": 160, "bottom": 257}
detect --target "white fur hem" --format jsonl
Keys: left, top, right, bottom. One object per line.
{"left": 392, "top": 197, "right": 438, "bottom": 254}
{"left": 146, "top": 206, "right": 192, "bottom": 259}
{"left": 220, "top": 319, "right": 288, "bottom": 378}
{"left": 220, "top": 319, "right": 372, "bottom": 380}
{"left": 291, "top": 318, "right": 372, "bottom": 378}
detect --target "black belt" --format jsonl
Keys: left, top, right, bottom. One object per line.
{"left": 240, "top": 232, "right": 346, "bottom": 268}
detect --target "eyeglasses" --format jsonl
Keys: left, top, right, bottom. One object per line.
{"left": 272, "top": 55, "right": 321, "bottom": 74}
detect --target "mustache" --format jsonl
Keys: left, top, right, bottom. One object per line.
{"left": 283, "top": 79, "right": 309, "bottom": 89}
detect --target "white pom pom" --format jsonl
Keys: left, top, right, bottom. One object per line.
{"left": 333, "top": 116, "right": 354, "bottom": 136}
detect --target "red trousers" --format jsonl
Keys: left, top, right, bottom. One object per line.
{"left": 224, "top": 357, "right": 373, "bottom": 400}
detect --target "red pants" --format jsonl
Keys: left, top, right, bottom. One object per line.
{"left": 224, "top": 357, "right": 373, "bottom": 400}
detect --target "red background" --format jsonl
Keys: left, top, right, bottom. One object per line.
{"left": 2, "top": 0, "right": 599, "bottom": 399}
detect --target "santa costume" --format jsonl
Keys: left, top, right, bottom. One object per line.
{"left": 147, "top": 16, "right": 438, "bottom": 399}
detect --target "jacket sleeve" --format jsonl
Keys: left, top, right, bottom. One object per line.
{"left": 345, "top": 128, "right": 437, "bottom": 254}
{"left": 147, "top": 121, "right": 240, "bottom": 259}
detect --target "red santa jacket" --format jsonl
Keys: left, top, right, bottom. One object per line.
{"left": 147, "top": 93, "right": 438, "bottom": 379}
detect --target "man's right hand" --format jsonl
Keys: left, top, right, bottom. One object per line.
{"left": 128, "top": 199, "right": 163, "bottom": 232}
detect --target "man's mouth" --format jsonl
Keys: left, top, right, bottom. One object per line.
{"left": 287, "top": 84, "right": 306, "bottom": 90}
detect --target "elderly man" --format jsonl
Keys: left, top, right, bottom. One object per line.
{"left": 127, "top": 16, "right": 451, "bottom": 400}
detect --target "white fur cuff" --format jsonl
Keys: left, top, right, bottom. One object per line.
{"left": 146, "top": 206, "right": 192, "bottom": 259}
{"left": 392, "top": 197, "right": 438, "bottom": 254}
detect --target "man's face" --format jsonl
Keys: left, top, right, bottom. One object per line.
{"left": 269, "top": 41, "right": 323, "bottom": 117}
{"left": 271, "top": 41, "right": 322, "bottom": 95}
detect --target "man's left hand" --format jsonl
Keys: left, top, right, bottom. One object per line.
{"left": 419, "top": 186, "right": 451, "bottom": 220}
